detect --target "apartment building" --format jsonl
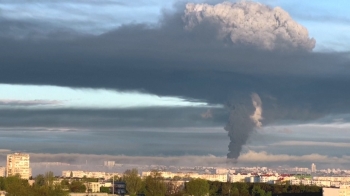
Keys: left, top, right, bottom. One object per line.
{"left": 0, "top": 167, "right": 5, "bottom": 177}
{"left": 6, "top": 153, "right": 31, "bottom": 179}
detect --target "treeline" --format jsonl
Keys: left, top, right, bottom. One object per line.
{"left": 0, "top": 169, "right": 323, "bottom": 196}
{"left": 0, "top": 172, "right": 68, "bottom": 196}
{"left": 0, "top": 171, "right": 88, "bottom": 196}
{"left": 119, "top": 169, "right": 322, "bottom": 196}
{"left": 204, "top": 181, "right": 322, "bottom": 196}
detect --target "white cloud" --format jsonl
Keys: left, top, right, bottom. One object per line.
{"left": 0, "top": 84, "right": 221, "bottom": 109}
{"left": 270, "top": 141, "right": 350, "bottom": 148}
{"left": 0, "top": 150, "right": 347, "bottom": 167}
{"left": 238, "top": 150, "right": 350, "bottom": 163}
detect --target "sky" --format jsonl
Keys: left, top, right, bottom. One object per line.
{"left": 1, "top": 0, "right": 350, "bottom": 170}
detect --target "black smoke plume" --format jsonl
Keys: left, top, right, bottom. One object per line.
{"left": 225, "top": 102, "right": 254, "bottom": 159}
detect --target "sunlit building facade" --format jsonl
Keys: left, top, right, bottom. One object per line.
{"left": 0, "top": 167, "right": 5, "bottom": 177}
{"left": 311, "top": 163, "right": 316, "bottom": 173}
{"left": 6, "top": 153, "right": 31, "bottom": 179}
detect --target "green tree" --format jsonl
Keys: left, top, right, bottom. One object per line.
{"left": 61, "top": 179, "right": 70, "bottom": 189}
{"left": 221, "top": 182, "right": 231, "bottom": 196}
{"left": 231, "top": 187, "right": 239, "bottom": 196}
{"left": 44, "top": 171, "right": 54, "bottom": 187}
{"left": 123, "top": 168, "right": 143, "bottom": 196}
{"left": 100, "top": 186, "right": 110, "bottom": 193}
{"left": 185, "top": 178, "right": 209, "bottom": 196}
{"left": 110, "top": 175, "right": 122, "bottom": 182}
{"left": 34, "top": 174, "right": 45, "bottom": 187}
{"left": 33, "top": 172, "right": 68, "bottom": 196}
{"left": 208, "top": 181, "right": 220, "bottom": 196}
{"left": 4, "top": 174, "right": 31, "bottom": 196}
{"left": 0, "top": 177, "right": 5, "bottom": 190}
{"left": 144, "top": 171, "right": 166, "bottom": 196}
{"left": 251, "top": 185, "right": 272, "bottom": 196}
{"left": 69, "top": 180, "right": 86, "bottom": 193}
{"left": 235, "top": 182, "right": 249, "bottom": 196}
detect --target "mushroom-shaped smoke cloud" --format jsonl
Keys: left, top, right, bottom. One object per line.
{"left": 183, "top": 1, "right": 316, "bottom": 51}
{"left": 183, "top": 1, "right": 315, "bottom": 161}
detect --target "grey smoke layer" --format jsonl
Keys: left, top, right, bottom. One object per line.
{"left": 183, "top": 1, "right": 315, "bottom": 50}
{"left": 0, "top": 2, "right": 350, "bottom": 161}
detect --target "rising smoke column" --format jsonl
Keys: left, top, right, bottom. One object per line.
{"left": 225, "top": 93, "right": 263, "bottom": 160}
{"left": 225, "top": 103, "right": 254, "bottom": 159}
{"left": 183, "top": 1, "right": 315, "bottom": 51}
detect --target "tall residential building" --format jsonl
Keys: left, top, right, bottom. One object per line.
{"left": 6, "top": 153, "right": 31, "bottom": 179}
{"left": 0, "top": 167, "right": 5, "bottom": 177}
{"left": 104, "top": 161, "right": 115, "bottom": 167}
{"left": 311, "top": 163, "right": 316, "bottom": 173}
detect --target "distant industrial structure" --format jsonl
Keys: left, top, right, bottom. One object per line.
{"left": 103, "top": 161, "right": 115, "bottom": 167}
{"left": 312, "top": 163, "right": 317, "bottom": 173}
{"left": 6, "top": 153, "right": 31, "bottom": 179}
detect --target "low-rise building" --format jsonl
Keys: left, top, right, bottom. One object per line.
{"left": 200, "top": 174, "right": 227, "bottom": 182}
{"left": 229, "top": 173, "right": 253, "bottom": 183}
{"left": 85, "top": 182, "right": 101, "bottom": 193}
{"left": 323, "top": 187, "right": 339, "bottom": 196}
{"left": 62, "top": 171, "right": 119, "bottom": 179}
{"left": 141, "top": 171, "right": 227, "bottom": 182}
{"left": 339, "top": 185, "right": 350, "bottom": 196}
{"left": 260, "top": 175, "right": 278, "bottom": 184}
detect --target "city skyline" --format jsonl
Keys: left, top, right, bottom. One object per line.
{"left": 0, "top": 0, "right": 350, "bottom": 169}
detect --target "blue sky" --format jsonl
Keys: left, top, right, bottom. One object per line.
{"left": 260, "top": 0, "right": 350, "bottom": 51}
{"left": 0, "top": 84, "right": 215, "bottom": 109}
{"left": 0, "top": 0, "right": 349, "bottom": 51}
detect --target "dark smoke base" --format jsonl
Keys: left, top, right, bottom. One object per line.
{"left": 225, "top": 104, "right": 255, "bottom": 159}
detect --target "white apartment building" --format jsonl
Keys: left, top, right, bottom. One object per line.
{"left": 0, "top": 167, "right": 5, "bottom": 177}
{"left": 141, "top": 171, "right": 199, "bottom": 179}
{"left": 6, "top": 153, "right": 31, "bottom": 179}
{"left": 301, "top": 179, "right": 312, "bottom": 186}
{"left": 85, "top": 182, "right": 101, "bottom": 193}
{"left": 62, "top": 170, "right": 119, "bottom": 179}
{"left": 229, "top": 173, "right": 256, "bottom": 183}
{"left": 215, "top": 168, "right": 228, "bottom": 175}
{"left": 104, "top": 161, "right": 115, "bottom": 167}
{"left": 259, "top": 175, "right": 278, "bottom": 184}
{"left": 201, "top": 174, "right": 227, "bottom": 182}
{"left": 323, "top": 187, "right": 339, "bottom": 196}
{"left": 311, "top": 163, "right": 316, "bottom": 173}
{"left": 141, "top": 171, "right": 227, "bottom": 182}
{"left": 339, "top": 185, "right": 350, "bottom": 196}
{"left": 313, "top": 176, "right": 350, "bottom": 183}
{"left": 313, "top": 180, "right": 331, "bottom": 187}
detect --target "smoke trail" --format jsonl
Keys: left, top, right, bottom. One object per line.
{"left": 250, "top": 93, "right": 263, "bottom": 128}
{"left": 225, "top": 93, "right": 263, "bottom": 160}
